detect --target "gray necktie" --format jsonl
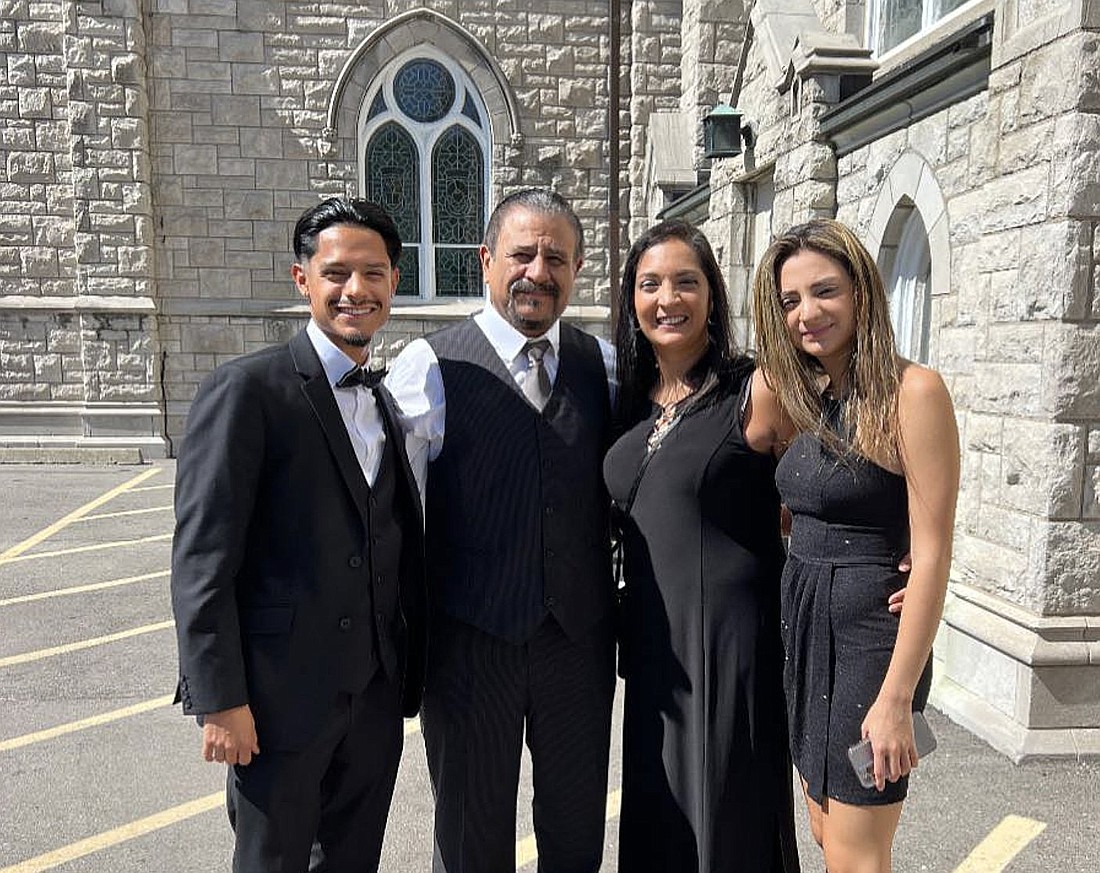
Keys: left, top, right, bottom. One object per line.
{"left": 521, "top": 339, "right": 552, "bottom": 411}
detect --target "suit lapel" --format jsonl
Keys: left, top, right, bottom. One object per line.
{"left": 289, "top": 330, "right": 371, "bottom": 518}
{"left": 375, "top": 384, "right": 425, "bottom": 530}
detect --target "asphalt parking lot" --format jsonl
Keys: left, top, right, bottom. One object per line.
{"left": 0, "top": 461, "right": 1097, "bottom": 872}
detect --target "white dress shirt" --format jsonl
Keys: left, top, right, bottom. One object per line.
{"left": 384, "top": 304, "right": 617, "bottom": 498}
{"left": 306, "top": 320, "right": 386, "bottom": 487}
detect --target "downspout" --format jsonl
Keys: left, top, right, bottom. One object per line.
{"left": 608, "top": 0, "right": 622, "bottom": 331}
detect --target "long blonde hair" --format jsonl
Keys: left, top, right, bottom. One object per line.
{"left": 752, "top": 219, "right": 902, "bottom": 467}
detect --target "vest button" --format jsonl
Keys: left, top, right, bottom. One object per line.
{"left": 544, "top": 504, "right": 554, "bottom": 516}
{"left": 375, "top": 573, "right": 385, "bottom": 584}
{"left": 348, "top": 556, "right": 363, "bottom": 568}
{"left": 338, "top": 617, "right": 352, "bottom": 631}
{"left": 544, "top": 596, "right": 556, "bottom": 608}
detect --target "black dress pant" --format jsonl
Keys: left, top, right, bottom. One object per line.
{"left": 226, "top": 671, "right": 403, "bottom": 873}
{"left": 421, "top": 613, "right": 616, "bottom": 873}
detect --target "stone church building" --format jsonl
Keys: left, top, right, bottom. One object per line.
{"left": 1, "top": 1, "right": 1097, "bottom": 760}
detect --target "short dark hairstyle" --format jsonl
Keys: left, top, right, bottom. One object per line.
{"left": 614, "top": 219, "right": 741, "bottom": 426}
{"left": 293, "top": 198, "right": 402, "bottom": 267}
{"left": 483, "top": 188, "right": 585, "bottom": 262}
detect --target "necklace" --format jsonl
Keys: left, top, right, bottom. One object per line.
{"left": 646, "top": 398, "right": 684, "bottom": 453}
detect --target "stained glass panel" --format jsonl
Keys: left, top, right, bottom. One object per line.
{"left": 367, "top": 89, "right": 386, "bottom": 121}
{"left": 396, "top": 248, "right": 419, "bottom": 297}
{"left": 365, "top": 122, "right": 420, "bottom": 244}
{"left": 432, "top": 126, "right": 484, "bottom": 246}
{"left": 394, "top": 59, "right": 456, "bottom": 123}
{"left": 462, "top": 92, "right": 482, "bottom": 128}
{"left": 435, "top": 248, "right": 483, "bottom": 298}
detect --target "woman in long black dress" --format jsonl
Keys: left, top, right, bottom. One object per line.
{"left": 751, "top": 219, "right": 959, "bottom": 873}
{"left": 604, "top": 220, "right": 799, "bottom": 873}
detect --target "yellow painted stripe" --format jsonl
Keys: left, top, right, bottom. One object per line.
{"left": 77, "top": 505, "right": 173, "bottom": 522}
{"left": 516, "top": 789, "right": 621, "bottom": 867}
{"left": 953, "top": 815, "right": 1047, "bottom": 873}
{"left": 0, "top": 792, "right": 224, "bottom": 873}
{"left": 0, "top": 570, "right": 169, "bottom": 608}
{"left": 0, "top": 619, "right": 175, "bottom": 669}
{"left": 0, "top": 533, "right": 173, "bottom": 564}
{"left": 0, "top": 468, "right": 161, "bottom": 564}
{"left": 127, "top": 483, "right": 174, "bottom": 493}
{"left": 0, "top": 717, "right": 421, "bottom": 871}
{"left": 0, "top": 695, "right": 174, "bottom": 753}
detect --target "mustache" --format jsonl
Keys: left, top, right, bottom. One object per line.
{"left": 508, "top": 278, "right": 559, "bottom": 299}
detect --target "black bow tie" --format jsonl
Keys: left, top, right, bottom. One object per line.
{"left": 336, "top": 366, "right": 384, "bottom": 389}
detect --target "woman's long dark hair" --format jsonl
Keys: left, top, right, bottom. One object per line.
{"left": 614, "top": 219, "right": 745, "bottom": 427}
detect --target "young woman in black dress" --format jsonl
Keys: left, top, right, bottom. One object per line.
{"left": 751, "top": 219, "right": 959, "bottom": 873}
{"left": 604, "top": 220, "right": 799, "bottom": 872}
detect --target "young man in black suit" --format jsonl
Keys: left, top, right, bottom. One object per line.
{"left": 170, "top": 198, "right": 426, "bottom": 873}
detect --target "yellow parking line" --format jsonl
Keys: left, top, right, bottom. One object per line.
{"left": 0, "top": 468, "right": 161, "bottom": 564}
{"left": 0, "top": 695, "right": 175, "bottom": 753}
{"left": 128, "top": 483, "right": 174, "bottom": 493}
{"left": 0, "top": 533, "right": 173, "bottom": 564}
{"left": 515, "top": 789, "right": 621, "bottom": 867}
{"left": 0, "top": 716, "right": 421, "bottom": 871}
{"left": 0, "top": 792, "right": 224, "bottom": 873}
{"left": 0, "top": 619, "right": 175, "bottom": 669}
{"left": 953, "top": 815, "right": 1047, "bottom": 872}
{"left": 77, "top": 505, "right": 173, "bottom": 522}
{"left": 0, "top": 570, "right": 169, "bottom": 608}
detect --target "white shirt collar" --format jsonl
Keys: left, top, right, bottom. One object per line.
{"left": 306, "top": 320, "right": 369, "bottom": 388}
{"left": 474, "top": 302, "right": 561, "bottom": 364}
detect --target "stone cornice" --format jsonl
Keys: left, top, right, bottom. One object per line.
{"left": 0, "top": 296, "right": 156, "bottom": 314}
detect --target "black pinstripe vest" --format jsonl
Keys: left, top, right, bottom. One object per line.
{"left": 425, "top": 318, "right": 614, "bottom": 643}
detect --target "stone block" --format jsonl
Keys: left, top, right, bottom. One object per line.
{"left": 1042, "top": 521, "right": 1100, "bottom": 613}
{"left": 19, "top": 246, "right": 57, "bottom": 277}
{"left": 231, "top": 63, "right": 281, "bottom": 96}
{"left": 174, "top": 144, "right": 217, "bottom": 174}
{"left": 111, "top": 53, "right": 143, "bottom": 86}
{"left": 980, "top": 165, "right": 1050, "bottom": 232}
{"left": 17, "top": 87, "right": 50, "bottom": 119}
{"left": 218, "top": 32, "right": 264, "bottom": 63}
{"left": 111, "top": 117, "right": 146, "bottom": 149}
{"left": 1000, "top": 420, "right": 1084, "bottom": 519}
{"left": 1049, "top": 113, "right": 1100, "bottom": 217}
{"left": 211, "top": 94, "right": 261, "bottom": 127}
{"left": 240, "top": 126, "right": 284, "bottom": 158}
{"left": 223, "top": 190, "right": 273, "bottom": 220}
{"left": 1048, "top": 325, "right": 1100, "bottom": 419}
{"left": 6, "top": 150, "right": 53, "bottom": 182}
{"left": 1084, "top": 464, "right": 1100, "bottom": 519}
{"left": 15, "top": 22, "right": 61, "bottom": 54}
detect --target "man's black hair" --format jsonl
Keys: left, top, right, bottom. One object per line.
{"left": 293, "top": 198, "right": 402, "bottom": 266}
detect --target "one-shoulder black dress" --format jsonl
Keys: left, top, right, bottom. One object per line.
{"left": 775, "top": 401, "right": 932, "bottom": 806}
{"left": 604, "top": 369, "right": 799, "bottom": 873}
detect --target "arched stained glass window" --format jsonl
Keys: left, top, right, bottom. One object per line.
{"left": 360, "top": 51, "right": 490, "bottom": 300}
{"left": 365, "top": 123, "right": 421, "bottom": 297}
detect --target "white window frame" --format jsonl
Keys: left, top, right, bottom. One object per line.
{"left": 357, "top": 47, "right": 492, "bottom": 301}
{"left": 866, "top": 0, "right": 981, "bottom": 57}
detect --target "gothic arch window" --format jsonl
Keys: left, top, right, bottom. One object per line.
{"left": 868, "top": 0, "right": 978, "bottom": 55}
{"left": 359, "top": 52, "right": 490, "bottom": 299}
{"left": 883, "top": 205, "right": 932, "bottom": 363}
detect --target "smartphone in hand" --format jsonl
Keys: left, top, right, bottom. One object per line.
{"left": 847, "top": 710, "right": 937, "bottom": 789}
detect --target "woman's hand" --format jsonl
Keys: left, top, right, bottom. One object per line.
{"left": 861, "top": 696, "right": 917, "bottom": 791}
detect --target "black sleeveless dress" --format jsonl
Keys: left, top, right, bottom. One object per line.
{"left": 775, "top": 401, "right": 932, "bottom": 806}
{"left": 604, "top": 367, "right": 799, "bottom": 873}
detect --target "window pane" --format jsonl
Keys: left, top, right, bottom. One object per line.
{"left": 432, "top": 126, "right": 484, "bottom": 245}
{"left": 435, "top": 247, "right": 483, "bottom": 297}
{"left": 873, "top": 0, "right": 923, "bottom": 52}
{"left": 462, "top": 92, "right": 482, "bottom": 128}
{"left": 394, "top": 59, "right": 456, "bottom": 123}
{"left": 365, "top": 122, "right": 420, "bottom": 244}
{"left": 396, "top": 248, "right": 419, "bottom": 297}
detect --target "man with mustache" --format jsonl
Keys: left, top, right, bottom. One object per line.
{"left": 171, "top": 198, "right": 427, "bottom": 873}
{"left": 386, "top": 188, "right": 617, "bottom": 872}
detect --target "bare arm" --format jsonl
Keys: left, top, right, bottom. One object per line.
{"left": 862, "top": 364, "right": 959, "bottom": 789}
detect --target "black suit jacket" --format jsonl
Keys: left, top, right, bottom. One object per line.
{"left": 170, "top": 329, "right": 427, "bottom": 751}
